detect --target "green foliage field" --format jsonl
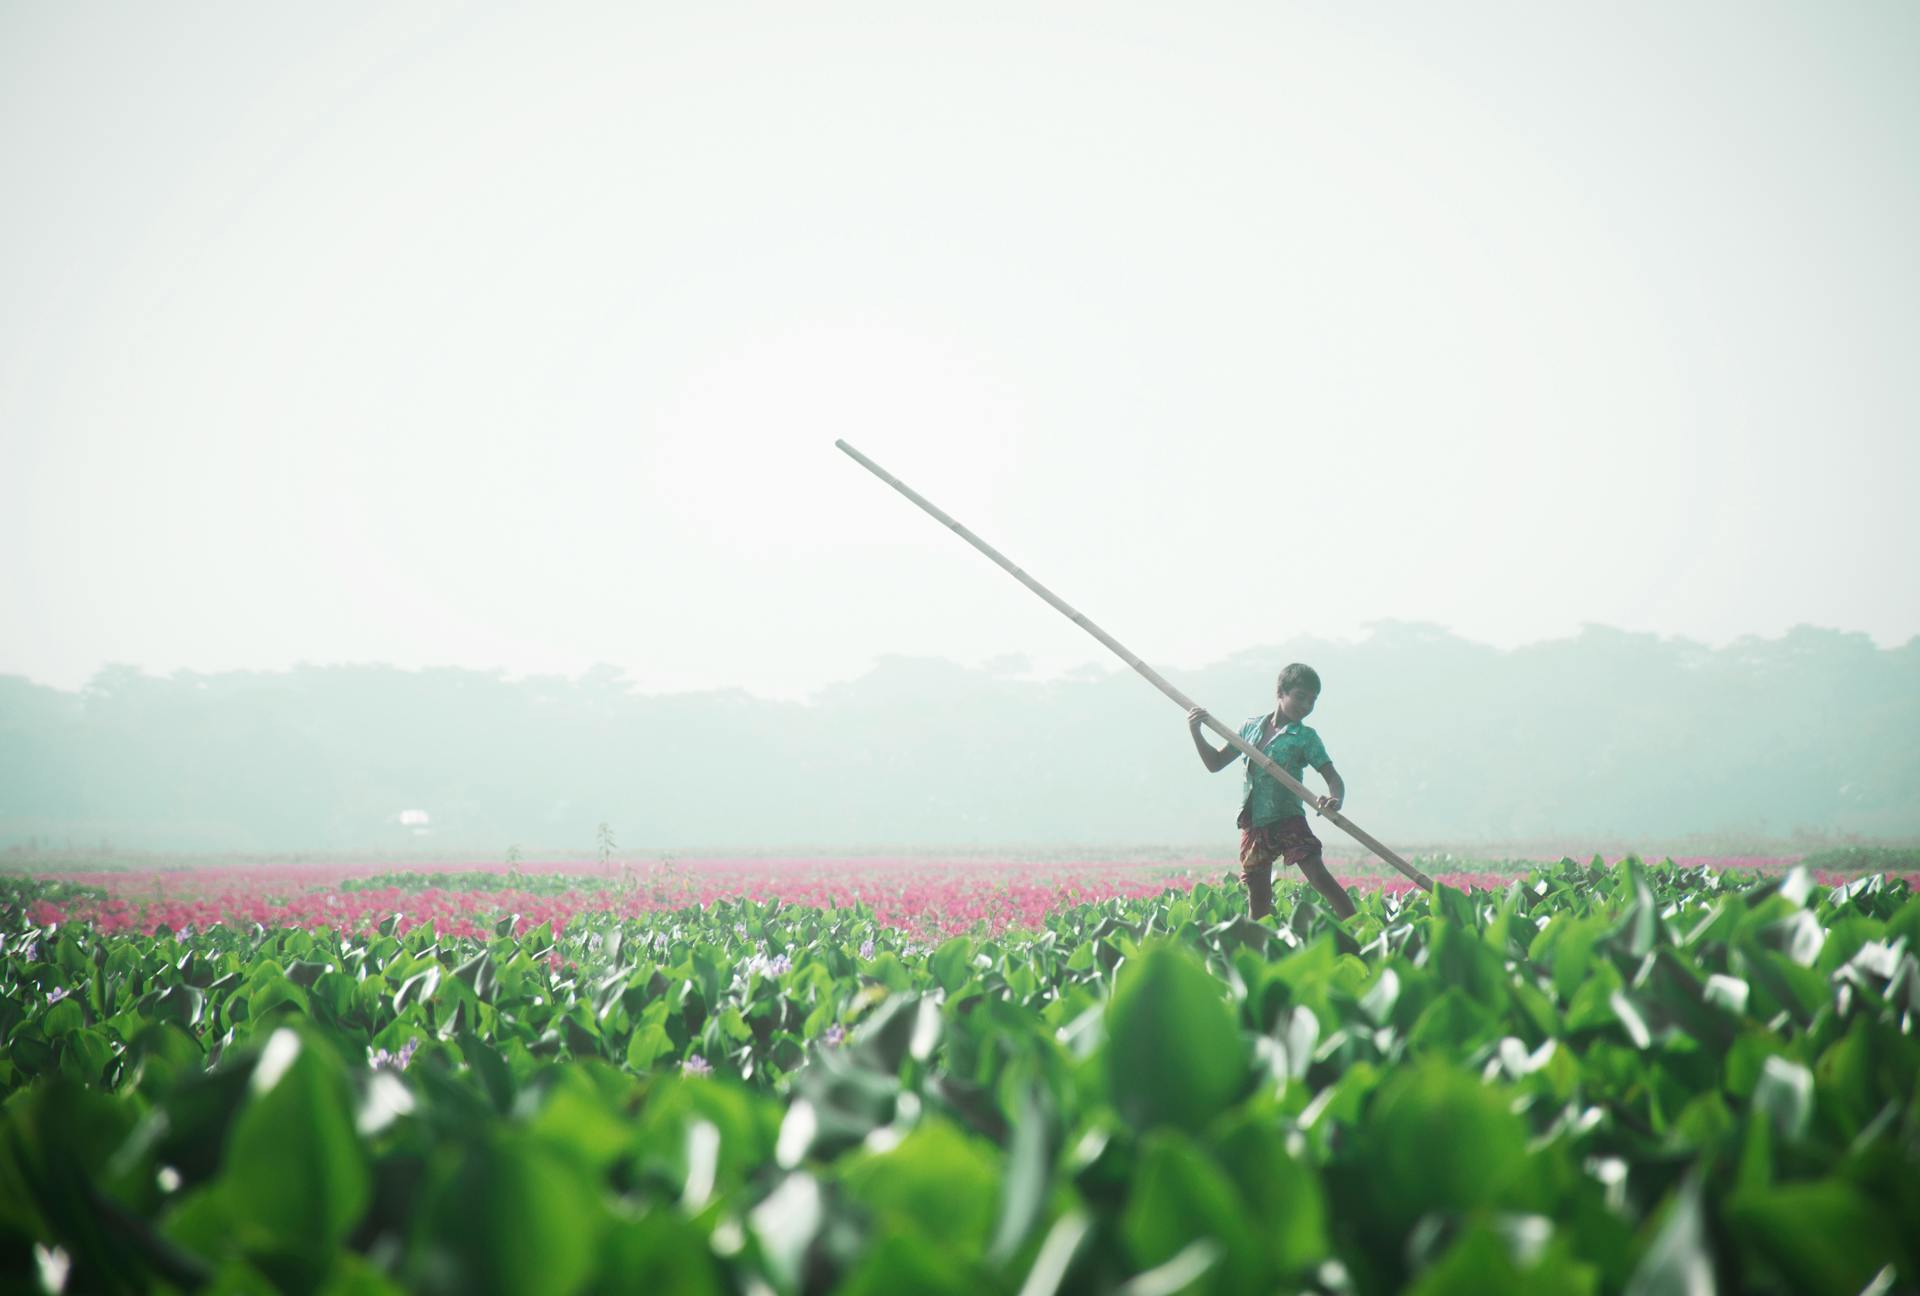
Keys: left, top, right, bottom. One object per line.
{"left": 1795, "top": 845, "right": 1920, "bottom": 875}
{"left": 3, "top": 860, "right": 1916, "bottom": 1294}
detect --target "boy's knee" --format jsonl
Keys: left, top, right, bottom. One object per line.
{"left": 1303, "top": 860, "right": 1355, "bottom": 916}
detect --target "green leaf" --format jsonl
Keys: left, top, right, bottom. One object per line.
{"left": 1564, "top": 959, "right": 1626, "bottom": 1034}
{"left": 1207, "top": 1114, "right": 1330, "bottom": 1275}
{"left": 219, "top": 1028, "right": 370, "bottom": 1251}
{"left": 58, "top": 1027, "right": 115, "bottom": 1085}
{"left": 1702, "top": 973, "right": 1750, "bottom": 1016}
{"left": 598, "top": 1211, "right": 725, "bottom": 1296}
{"left": 1017, "top": 1213, "right": 1094, "bottom": 1296}
{"left": 835, "top": 1225, "right": 978, "bottom": 1296}
{"left": 1411, "top": 1219, "right": 1599, "bottom": 1296}
{"left": 1728, "top": 1181, "right": 1904, "bottom": 1296}
{"left": 1407, "top": 987, "right": 1500, "bottom": 1054}
{"left": 317, "top": 1251, "right": 411, "bottom": 1295}
{"left": 1624, "top": 1175, "right": 1713, "bottom": 1296}
{"left": 987, "top": 1088, "right": 1052, "bottom": 1266}
{"left": 1743, "top": 948, "right": 1825, "bottom": 1025}
{"left": 1121, "top": 1131, "right": 1263, "bottom": 1294}
{"left": 1433, "top": 884, "right": 1477, "bottom": 929}
{"left": 153, "top": 984, "right": 206, "bottom": 1029}
{"left": 128, "top": 1022, "right": 206, "bottom": 1095}
{"left": 638, "top": 1076, "right": 782, "bottom": 1203}
{"left": 840, "top": 1119, "right": 1001, "bottom": 1256}
{"left": 525, "top": 1069, "right": 635, "bottom": 1174}
{"left": 1, "top": 1080, "right": 155, "bottom": 1289}
{"left": 1359, "top": 1062, "right": 1533, "bottom": 1237}
{"left": 392, "top": 965, "right": 442, "bottom": 1015}
{"left": 40, "top": 998, "right": 84, "bottom": 1037}
{"left": 459, "top": 1028, "right": 516, "bottom": 1112}
{"left": 1811, "top": 1017, "right": 1878, "bottom": 1137}
{"left": 747, "top": 1172, "right": 822, "bottom": 1295}
{"left": 625, "top": 1024, "right": 673, "bottom": 1072}
{"left": 717, "top": 1007, "right": 752, "bottom": 1044}
{"left": 848, "top": 994, "right": 942, "bottom": 1073}
{"left": 1750, "top": 1055, "right": 1813, "bottom": 1142}
{"left": 1734, "top": 1103, "right": 1775, "bottom": 1194}
{"left": 411, "top": 1134, "right": 604, "bottom": 1296}
{"left": 1359, "top": 965, "right": 1402, "bottom": 1025}
{"left": 1104, "top": 943, "right": 1248, "bottom": 1132}
{"left": 1542, "top": 915, "right": 1611, "bottom": 1002}
{"left": 1117, "top": 1239, "right": 1223, "bottom": 1296}
{"left": 1613, "top": 858, "right": 1661, "bottom": 957}
{"left": 930, "top": 937, "right": 974, "bottom": 993}
{"left": 1670, "top": 1092, "right": 1738, "bottom": 1153}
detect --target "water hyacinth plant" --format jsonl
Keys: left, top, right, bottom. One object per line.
{"left": 369, "top": 1037, "right": 420, "bottom": 1072}
{"left": 0, "top": 854, "right": 1913, "bottom": 1292}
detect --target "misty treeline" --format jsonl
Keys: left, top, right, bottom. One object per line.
{"left": 1, "top": 623, "right": 1914, "bottom": 854}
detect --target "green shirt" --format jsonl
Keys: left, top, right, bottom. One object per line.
{"left": 1238, "top": 713, "right": 1332, "bottom": 827}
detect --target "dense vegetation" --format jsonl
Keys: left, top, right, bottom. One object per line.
{"left": 3, "top": 622, "right": 1916, "bottom": 851}
{"left": 3, "top": 858, "right": 1913, "bottom": 1293}
{"left": 1795, "top": 845, "right": 1920, "bottom": 874}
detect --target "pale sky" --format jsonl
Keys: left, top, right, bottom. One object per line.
{"left": 6, "top": 4, "right": 1917, "bottom": 700}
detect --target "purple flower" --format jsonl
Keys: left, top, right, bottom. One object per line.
{"left": 45, "top": 986, "right": 69, "bottom": 1005}
{"left": 823, "top": 1024, "right": 845, "bottom": 1048}
{"left": 859, "top": 939, "right": 875, "bottom": 960}
{"left": 682, "top": 1054, "right": 713, "bottom": 1076}
{"left": 745, "top": 949, "right": 791, "bottom": 979}
{"left": 370, "top": 1037, "right": 420, "bottom": 1072}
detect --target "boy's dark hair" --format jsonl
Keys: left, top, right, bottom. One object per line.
{"left": 1277, "top": 663, "right": 1321, "bottom": 695}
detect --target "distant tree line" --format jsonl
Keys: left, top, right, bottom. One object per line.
{"left": 1, "top": 623, "right": 1914, "bottom": 854}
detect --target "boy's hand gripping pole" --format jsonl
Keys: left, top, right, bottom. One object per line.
{"left": 836, "top": 440, "right": 1435, "bottom": 893}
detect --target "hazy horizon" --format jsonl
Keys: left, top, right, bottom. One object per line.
{"left": 2, "top": 615, "right": 1912, "bottom": 706}
{"left": 6, "top": 621, "right": 1914, "bottom": 854}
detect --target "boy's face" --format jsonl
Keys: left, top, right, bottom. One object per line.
{"left": 1276, "top": 686, "right": 1318, "bottom": 723}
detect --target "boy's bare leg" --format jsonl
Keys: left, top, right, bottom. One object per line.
{"left": 1241, "top": 856, "right": 1275, "bottom": 921}
{"left": 1296, "top": 854, "right": 1357, "bottom": 920}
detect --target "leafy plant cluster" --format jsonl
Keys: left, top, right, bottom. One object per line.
{"left": 1796, "top": 845, "right": 1920, "bottom": 874}
{"left": 2, "top": 859, "right": 1915, "bottom": 1294}
{"left": 0, "top": 876, "right": 108, "bottom": 911}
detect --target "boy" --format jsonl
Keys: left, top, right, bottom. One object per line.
{"left": 1186, "top": 663, "right": 1357, "bottom": 921}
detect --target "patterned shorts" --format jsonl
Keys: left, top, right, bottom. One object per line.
{"left": 1236, "top": 808, "right": 1324, "bottom": 872}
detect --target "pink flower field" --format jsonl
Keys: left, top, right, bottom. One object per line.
{"left": 25, "top": 857, "right": 1205, "bottom": 940}
{"left": 13, "top": 852, "right": 1885, "bottom": 940}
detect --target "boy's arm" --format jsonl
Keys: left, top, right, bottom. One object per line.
{"left": 1313, "top": 762, "right": 1345, "bottom": 814}
{"left": 1185, "top": 708, "right": 1242, "bottom": 773}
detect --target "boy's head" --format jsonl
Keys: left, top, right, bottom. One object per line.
{"left": 1275, "top": 663, "right": 1321, "bottom": 723}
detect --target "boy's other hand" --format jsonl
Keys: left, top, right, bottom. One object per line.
{"left": 1186, "top": 707, "right": 1209, "bottom": 731}
{"left": 1314, "top": 794, "right": 1342, "bottom": 815}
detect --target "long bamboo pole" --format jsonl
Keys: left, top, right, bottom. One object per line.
{"left": 835, "top": 439, "right": 1434, "bottom": 892}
